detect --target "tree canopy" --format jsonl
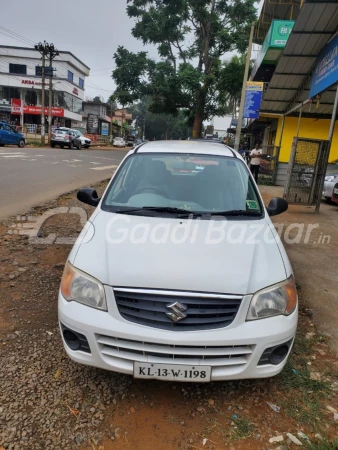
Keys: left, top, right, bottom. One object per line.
{"left": 128, "top": 97, "right": 191, "bottom": 140}
{"left": 112, "top": 0, "right": 257, "bottom": 137}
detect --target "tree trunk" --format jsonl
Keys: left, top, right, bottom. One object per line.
{"left": 192, "top": 110, "right": 204, "bottom": 138}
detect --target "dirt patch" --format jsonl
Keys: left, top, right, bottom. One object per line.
{"left": 1, "top": 184, "right": 338, "bottom": 450}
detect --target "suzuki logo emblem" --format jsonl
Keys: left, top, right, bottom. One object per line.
{"left": 166, "top": 302, "right": 187, "bottom": 323}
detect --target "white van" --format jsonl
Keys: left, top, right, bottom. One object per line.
{"left": 59, "top": 140, "right": 297, "bottom": 382}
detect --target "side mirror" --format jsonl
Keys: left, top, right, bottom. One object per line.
{"left": 267, "top": 197, "right": 288, "bottom": 217}
{"left": 77, "top": 188, "right": 100, "bottom": 207}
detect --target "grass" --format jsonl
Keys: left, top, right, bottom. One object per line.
{"left": 26, "top": 140, "right": 46, "bottom": 147}
{"left": 280, "top": 359, "right": 330, "bottom": 393}
{"left": 229, "top": 416, "right": 254, "bottom": 440}
{"left": 282, "top": 393, "right": 323, "bottom": 428}
{"left": 304, "top": 438, "right": 338, "bottom": 450}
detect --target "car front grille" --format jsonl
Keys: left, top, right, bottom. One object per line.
{"left": 114, "top": 289, "right": 242, "bottom": 331}
{"left": 96, "top": 335, "right": 254, "bottom": 367}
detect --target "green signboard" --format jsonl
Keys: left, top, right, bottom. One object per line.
{"left": 250, "top": 20, "right": 295, "bottom": 81}
{"left": 270, "top": 20, "right": 295, "bottom": 47}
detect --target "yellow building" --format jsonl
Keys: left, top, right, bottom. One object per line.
{"left": 248, "top": 0, "right": 338, "bottom": 184}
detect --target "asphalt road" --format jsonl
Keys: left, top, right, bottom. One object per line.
{"left": 0, "top": 147, "right": 128, "bottom": 219}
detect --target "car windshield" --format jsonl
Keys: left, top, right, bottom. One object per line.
{"left": 102, "top": 153, "right": 262, "bottom": 217}
{"left": 55, "top": 129, "right": 67, "bottom": 135}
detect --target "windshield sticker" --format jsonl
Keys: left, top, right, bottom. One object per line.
{"left": 246, "top": 200, "right": 259, "bottom": 210}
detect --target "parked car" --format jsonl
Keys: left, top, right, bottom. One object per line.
{"left": 133, "top": 139, "right": 143, "bottom": 148}
{"left": 332, "top": 182, "right": 338, "bottom": 204}
{"left": 126, "top": 136, "right": 135, "bottom": 146}
{"left": 51, "top": 128, "right": 82, "bottom": 149}
{"left": 59, "top": 140, "right": 297, "bottom": 382}
{"left": 113, "top": 137, "right": 125, "bottom": 147}
{"left": 73, "top": 130, "right": 92, "bottom": 149}
{"left": 0, "top": 122, "right": 25, "bottom": 148}
{"left": 323, "top": 172, "right": 338, "bottom": 201}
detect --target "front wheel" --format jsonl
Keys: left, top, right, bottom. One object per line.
{"left": 18, "top": 139, "right": 25, "bottom": 148}
{"left": 76, "top": 143, "right": 81, "bottom": 150}
{"left": 69, "top": 141, "right": 74, "bottom": 150}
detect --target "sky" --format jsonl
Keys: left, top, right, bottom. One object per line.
{"left": 1, "top": 0, "right": 263, "bottom": 102}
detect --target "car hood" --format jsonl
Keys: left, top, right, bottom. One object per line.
{"left": 72, "top": 211, "right": 287, "bottom": 295}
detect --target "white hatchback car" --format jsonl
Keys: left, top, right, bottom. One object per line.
{"left": 59, "top": 140, "right": 298, "bottom": 382}
{"left": 113, "top": 137, "right": 125, "bottom": 147}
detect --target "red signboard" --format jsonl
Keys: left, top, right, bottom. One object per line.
{"left": 21, "top": 79, "right": 42, "bottom": 86}
{"left": 11, "top": 99, "right": 23, "bottom": 114}
{"left": 12, "top": 106, "right": 65, "bottom": 117}
{"left": 73, "top": 87, "right": 78, "bottom": 96}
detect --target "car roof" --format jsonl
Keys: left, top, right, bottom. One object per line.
{"left": 135, "top": 139, "right": 236, "bottom": 157}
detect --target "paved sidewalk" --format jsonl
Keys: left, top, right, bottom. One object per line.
{"left": 260, "top": 185, "right": 338, "bottom": 355}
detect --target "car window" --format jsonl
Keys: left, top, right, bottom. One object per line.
{"left": 5, "top": 124, "right": 16, "bottom": 133}
{"left": 102, "top": 153, "right": 262, "bottom": 216}
{"left": 55, "top": 129, "right": 67, "bottom": 135}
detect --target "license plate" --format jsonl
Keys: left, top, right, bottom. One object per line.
{"left": 134, "top": 362, "right": 211, "bottom": 382}
{"left": 334, "top": 188, "right": 338, "bottom": 195}
{"left": 55, "top": 136, "right": 64, "bottom": 140}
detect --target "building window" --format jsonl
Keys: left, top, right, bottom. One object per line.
{"left": 9, "top": 63, "right": 27, "bottom": 75}
{"left": 67, "top": 71, "right": 74, "bottom": 82}
{"left": 35, "top": 66, "right": 53, "bottom": 77}
{"left": 25, "top": 90, "right": 37, "bottom": 106}
{"left": 79, "top": 78, "right": 84, "bottom": 89}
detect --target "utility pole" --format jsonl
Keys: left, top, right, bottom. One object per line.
{"left": 47, "top": 44, "right": 59, "bottom": 145}
{"left": 234, "top": 24, "right": 255, "bottom": 151}
{"left": 35, "top": 41, "right": 59, "bottom": 146}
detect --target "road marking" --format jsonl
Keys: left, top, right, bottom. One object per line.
{"left": 90, "top": 162, "right": 101, "bottom": 165}
{"left": 0, "top": 155, "right": 27, "bottom": 158}
{"left": 0, "top": 152, "right": 26, "bottom": 155}
{"left": 90, "top": 164, "right": 118, "bottom": 171}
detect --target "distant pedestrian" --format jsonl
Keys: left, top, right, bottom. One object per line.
{"left": 250, "top": 143, "right": 263, "bottom": 182}
{"left": 238, "top": 145, "right": 245, "bottom": 158}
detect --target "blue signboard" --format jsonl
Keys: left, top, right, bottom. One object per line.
{"left": 309, "top": 34, "right": 338, "bottom": 98}
{"left": 101, "top": 123, "right": 109, "bottom": 136}
{"left": 243, "top": 82, "right": 264, "bottom": 119}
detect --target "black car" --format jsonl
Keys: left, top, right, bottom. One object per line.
{"left": 51, "top": 128, "right": 82, "bottom": 149}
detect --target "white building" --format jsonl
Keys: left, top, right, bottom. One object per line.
{"left": 205, "top": 115, "right": 233, "bottom": 138}
{"left": 0, "top": 45, "right": 90, "bottom": 130}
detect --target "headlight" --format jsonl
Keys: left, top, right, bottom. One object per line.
{"left": 325, "top": 175, "right": 335, "bottom": 182}
{"left": 60, "top": 261, "right": 107, "bottom": 311}
{"left": 247, "top": 276, "right": 297, "bottom": 320}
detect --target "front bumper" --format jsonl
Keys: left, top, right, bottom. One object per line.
{"left": 58, "top": 287, "right": 298, "bottom": 381}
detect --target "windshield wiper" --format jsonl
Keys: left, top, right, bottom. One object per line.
{"left": 111, "top": 206, "right": 197, "bottom": 216}
{"left": 208, "top": 209, "right": 262, "bottom": 216}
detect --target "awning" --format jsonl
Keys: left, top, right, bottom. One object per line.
{"left": 255, "top": 0, "right": 302, "bottom": 44}
{"left": 259, "top": 0, "right": 338, "bottom": 118}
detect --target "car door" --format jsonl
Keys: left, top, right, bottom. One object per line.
{"left": 4, "top": 124, "right": 18, "bottom": 144}
{"left": 71, "top": 131, "right": 81, "bottom": 148}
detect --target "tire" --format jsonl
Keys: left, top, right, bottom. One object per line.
{"left": 77, "top": 143, "right": 81, "bottom": 150}
{"left": 18, "top": 139, "right": 25, "bottom": 148}
{"left": 51, "top": 143, "right": 55, "bottom": 148}
{"left": 69, "top": 141, "right": 74, "bottom": 150}
{"left": 325, "top": 196, "right": 332, "bottom": 202}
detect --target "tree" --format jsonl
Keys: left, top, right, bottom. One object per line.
{"left": 93, "top": 96, "right": 103, "bottom": 103}
{"left": 128, "top": 97, "right": 190, "bottom": 140}
{"left": 112, "top": 0, "right": 257, "bottom": 137}
{"left": 219, "top": 54, "right": 248, "bottom": 117}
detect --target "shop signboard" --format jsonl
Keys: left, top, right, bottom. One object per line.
{"left": 11, "top": 99, "right": 23, "bottom": 114}
{"left": 243, "top": 82, "right": 264, "bottom": 119}
{"left": 101, "top": 122, "right": 109, "bottom": 136}
{"left": 11, "top": 105, "right": 64, "bottom": 117}
{"left": 309, "top": 33, "right": 338, "bottom": 98}
{"left": 87, "top": 113, "right": 99, "bottom": 134}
